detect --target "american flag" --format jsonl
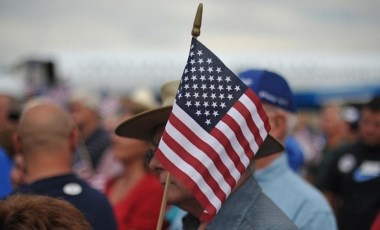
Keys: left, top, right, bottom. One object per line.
{"left": 156, "top": 38, "right": 271, "bottom": 221}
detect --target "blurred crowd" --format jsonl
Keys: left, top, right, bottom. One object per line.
{"left": 0, "top": 60, "right": 379, "bottom": 230}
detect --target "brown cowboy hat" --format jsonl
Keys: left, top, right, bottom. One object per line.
{"left": 115, "top": 80, "right": 284, "bottom": 158}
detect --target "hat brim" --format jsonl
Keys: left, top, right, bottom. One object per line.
{"left": 115, "top": 106, "right": 283, "bottom": 158}
{"left": 115, "top": 106, "right": 172, "bottom": 142}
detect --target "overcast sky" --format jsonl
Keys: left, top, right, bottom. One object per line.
{"left": 1, "top": 0, "right": 380, "bottom": 57}
{"left": 1, "top": 0, "right": 380, "bottom": 98}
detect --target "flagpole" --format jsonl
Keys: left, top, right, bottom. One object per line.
{"left": 155, "top": 3, "right": 203, "bottom": 230}
{"left": 156, "top": 173, "right": 171, "bottom": 230}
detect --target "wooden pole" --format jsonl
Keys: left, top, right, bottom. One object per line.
{"left": 156, "top": 173, "right": 171, "bottom": 230}
{"left": 156, "top": 4, "right": 203, "bottom": 230}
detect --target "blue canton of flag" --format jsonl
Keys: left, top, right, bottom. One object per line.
{"left": 176, "top": 40, "right": 248, "bottom": 132}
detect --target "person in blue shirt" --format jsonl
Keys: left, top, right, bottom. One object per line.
{"left": 285, "top": 135, "right": 305, "bottom": 173}
{"left": 12, "top": 100, "right": 117, "bottom": 230}
{"left": 0, "top": 146, "right": 13, "bottom": 198}
{"left": 239, "top": 69, "right": 337, "bottom": 230}
{"left": 0, "top": 126, "right": 17, "bottom": 198}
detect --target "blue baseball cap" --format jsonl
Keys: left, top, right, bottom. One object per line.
{"left": 238, "top": 69, "right": 297, "bottom": 113}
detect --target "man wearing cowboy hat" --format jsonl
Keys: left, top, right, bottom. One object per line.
{"left": 116, "top": 80, "right": 297, "bottom": 229}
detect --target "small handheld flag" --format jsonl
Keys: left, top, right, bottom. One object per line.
{"left": 156, "top": 37, "right": 271, "bottom": 221}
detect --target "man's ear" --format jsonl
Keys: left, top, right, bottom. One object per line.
{"left": 270, "top": 113, "right": 287, "bottom": 141}
{"left": 69, "top": 127, "right": 79, "bottom": 151}
{"left": 12, "top": 133, "right": 23, "bottom": 154}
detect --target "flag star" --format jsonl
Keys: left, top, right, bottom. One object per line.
{"left": 197, "top": 50, "right": 203, "bottom": 56}
{"left": 216, "top": 67, "right": 222, "bottom": 73}
{"left": 201, "top": 84, "right": 207, "bottom": 90}
{"left": 190, "top": 51, "right": 194, "bottom": 57}
{"left": 178, "top": 93, "right": 182, "bottom": 99}
{"left": 205, "top": 119, "right": 211, "bottom": 125}
{"left": 190, "top": 59, "right": 196, "bottom": 65}
{"left": 184, "top": 76, "right": 189, "bottom": 81}
{"left": 195, "top": 101, "right": 201, "bottom": 107}
{"left": 200, "top": 75, "right": 206, "bottom": 81}
{"left": 203, "top": 102, "right": 209, "bottom": 107}
{"left": 218, "top": 85, "right": 224, "bottom": 91}
{"left": 234, "top": 85, "right": 241, "bottom": 91}
{"left": 206, "top": 58, "right": 213, "bottom": 64}
{"left": 191, "top": 75, "right": 197, "bottom": 81}
{"left": 185, "top": 92, "right": 191, "bottom": 98}
{"left": 225, "top": 76, "right": 231, "bottom": 82}
{"left": 195, "top": 110, "right": 202, "bottom": 116}
{"left": 220, "top": 102, "right": 226, "bottom": 108}
{"left": 207, "top": 67, "right": 213, "bottom": 73}
{"left": 186, "top": 101, "right": 192, "bottom": 107}
{"left": 213, "top": 111, "right": 219, "bottom": 117}
{"left": 227, "top": 94, "right": 233, "bottom": 100}
{"left": 192, "top": 84, "right": 198, "bottom": 90}
{"left": 219, "top": 93, "right": 225, "bottom": 99}
{"left": 217, "top": 76, "right": 223, "bottom": 82}
{"left": 198, "top": 58, "right": 204, "bottom": 64}
{"left": 211, "top": 93, "right": 216, "bottom": 99}
{"left": 204, "top": 110, "right": 210, "bottom": 116}
{"left": 190, "top": 67, "right": 196, "bottom": 73}
{"left": 210, "top": 85, "right": 215, "bottom": 90}
{"left": 208, "top": 76, "right": 214, "bottom": 81}
{"left": 199, "top": 67, "right": 205, "bottom": 73}
{"left": 202, "top": 93, "right": 208, "bottom": 99}
{"left": 226, "top": 85, "right": 232, "bottom": 91}
{"left": 184, "top": 69, "right": 188, "bottom": 74}
{"left": 193, "top": 92, "right": 199, "bottom": 98}
{"left": 184, "top": 84, "right": 190, "bottom": 90}
{"left": 211, "top": 102, "right": 217, "bottom": 108}
{"left": 191, "top": 44, "right": 194, "bottom": 49}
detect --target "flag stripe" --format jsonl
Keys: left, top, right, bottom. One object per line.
{"left": 240, "top": 93, "right": 268, "bottom": 141}
{"left": 232, "top": 102, "right": 263, "bottom": 151}
{"left": 163, "top": 121, "right": 231, "bottom": 198}
{"left": 220, "top": 113, "right": 255, "bottom": 161}
{"left": 245, "top": 90, "right": 271, "bottom": 133}
{"left": 209, "top": 127, "right": 247, "bottom": 175}
{"left": 171, "top": 105, "right": 241, "bottom": 182}
{"left": 156, "top": 139, "right": 221, "bottom": 214}
{"left": 229, "top": 105, "right": 261, "bottom": 155}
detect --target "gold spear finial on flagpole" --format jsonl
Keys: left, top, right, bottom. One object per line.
{"left": 156, "top": 4, "right": 204, "bottom": 230}
{"left": 191, "top": 3, "right": 203, "bottom": 38}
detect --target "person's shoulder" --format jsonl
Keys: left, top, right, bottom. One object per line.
{"left": 208, "top": 190, "right": 297, "bottom": 230}
{"left": 336, "top": 141, "right": 362, "bottom": 156}
{"left": 77, "top": 179, "right": 105, "bottom": 196}
{"left": 0, "top": 147, "right": 12, "bottom": 164}
{"left": 134, "top": 173, "right": 163, "bottom": 196}
{"left": 243, "top": 192, "right": 298, "bottom": 230}
{"left": 284, "top": 170, "right": 332, "bottom": 209}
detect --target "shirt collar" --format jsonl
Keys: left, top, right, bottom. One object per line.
{"left": 255, "top": 153, "right": 288, "bottom": 182}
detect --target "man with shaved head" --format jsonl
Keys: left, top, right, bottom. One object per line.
{"left": 12, "top": 101, "right": 117, "bottom": 230}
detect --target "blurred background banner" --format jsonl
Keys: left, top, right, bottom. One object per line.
{"left": 0, "top": 0, "right": 379, "bottom": 108}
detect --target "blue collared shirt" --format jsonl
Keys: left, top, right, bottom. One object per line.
{"left": 256, "top": 154, "right": 337, "bottom": 230}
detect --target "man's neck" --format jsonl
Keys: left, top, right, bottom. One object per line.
{"left": 254, "top": 152, "right": 282, "bottom": 170}
{"left": 25, "top": 154, "right": 72, "bottom": 184}
{"left": 326, "top": 133, "right": 346, "bottom": 150}
{"left": 81, "top": 122, "right": 98, "bottom": 140}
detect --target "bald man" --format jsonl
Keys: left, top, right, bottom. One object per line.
{"left": 12, "top": 102, "right": 117, "bottom": 230}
